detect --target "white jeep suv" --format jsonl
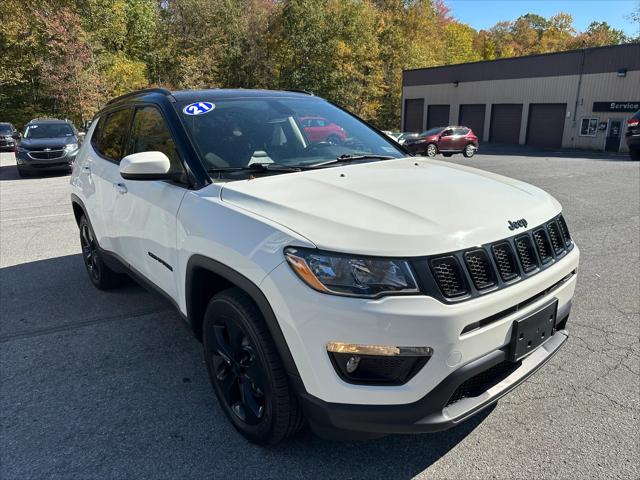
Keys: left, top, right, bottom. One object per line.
{"left": 70, "top": 88, "right": 579, "bottom": 444}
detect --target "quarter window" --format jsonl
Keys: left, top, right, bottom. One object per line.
{"left": 127, "top": 106, "right": 182, "bottom": 173}
{"left": 579, "top": 118, "right": 598, "bottom": 137}
{"left": 94, "top": 108, "right": 132, "bottom": 162}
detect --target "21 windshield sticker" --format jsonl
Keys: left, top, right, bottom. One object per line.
{"left": 183, "top": 102, "right": 215, "bottom": 116}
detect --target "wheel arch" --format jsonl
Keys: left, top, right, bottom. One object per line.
{"left": 185, "top": 254, "right": 304, "bottom": 392}
{"left": 70, "top": 194, "right": 87, "bottom": 226}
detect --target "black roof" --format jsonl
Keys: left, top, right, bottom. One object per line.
{"left": 106, "top": 88, "right": 316, "bottom": 108}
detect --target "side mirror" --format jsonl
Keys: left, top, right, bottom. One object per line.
{"left": 120, "top": 151, "right": 171, "bottom": 180}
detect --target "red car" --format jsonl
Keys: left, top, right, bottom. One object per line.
{"left": 404, "top": 126, "right": 479, "bottom": 158}
{"left": 299, "top": 116, "right": 347, "bottom": 144}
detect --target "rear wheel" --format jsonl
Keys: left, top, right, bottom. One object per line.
{"left": 79, "top": 215, "right": 124, "bottom": 290}
{"left": 425, "top": 143, "right": 438, "bottom": 157}
{"left": 203, "top": 288, "right": 304, "bottom": 444}
{"left": 326, "top": 134, "right": 342, "bottom": 145}
{"left": 463, "top": 144, "right": 476, "bottom": 158}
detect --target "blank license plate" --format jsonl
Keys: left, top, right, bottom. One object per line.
{"left": 509, "top": 300, "right": 557, "bottom": 362}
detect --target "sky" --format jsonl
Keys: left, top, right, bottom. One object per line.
{"left": 447, "top": 0, "right": 639, "bottom": 36}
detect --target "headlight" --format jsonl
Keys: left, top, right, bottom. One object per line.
{"left": 284, "top": 247, "right": 418, "bottom": 298}
{"left": 64, "top": 143, "right": 78, "bottom": 152}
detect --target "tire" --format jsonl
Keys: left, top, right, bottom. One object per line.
{"left": 203, "top": 288, "right": 304, "bottom": 445}
{"left": 78, "top": 215, "right": 124, "bottom": 290}
{"left": 442, "top": 153, "right": 453, "bottom": 157}
{"left": 326, "top": 134, "right": 342, "bottom": 145}
{"left": 463, "top": 144, "right": 476, "bottom": 158}
{"left": 425, "top": 143, "right": 438, "bottom": 157}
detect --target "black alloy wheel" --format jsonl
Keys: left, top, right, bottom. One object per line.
{"left": 210, "top": 313, "right": 267, "bottom": 425}
{"left": 203, "top": 288, "right": 304, "bottom": 444}
{"left": 81, "top": 221, "right": 101, "bottom": 283}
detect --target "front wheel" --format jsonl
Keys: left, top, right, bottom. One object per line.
{"left": 203, "top": 288, "right": 304, "bottom": 444}
{"left": 463, "top": 144, "right": 476, "bottom": 158}
{"left": 425, "top": 143, "right": 438, "bottom": 157}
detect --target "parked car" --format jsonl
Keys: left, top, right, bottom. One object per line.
{"left": 299, "top": 115, "right": 346, "bottom": 144}
{"left": 0, "top": 122, "right": 20, "bottom": 151}
{"left": 71, "top": 88, "right": 578, "bottom": 445}
{"left": 396, "top": 132, "right": 419, "bottom": 145}
{"left": 625, "top": 110, "right": 640, "bottom": 160}
{"left": 404, "top": 126, "right": 479, "bottom": 158}
{"left": 15, "top": 118, "right": 80, "bottom": 177}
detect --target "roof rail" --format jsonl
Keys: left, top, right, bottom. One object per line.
{"left": 106, "top": 87, "right": 172, "bottom": 106}
{"left": 27, "top": 117, "right": 64, "bottom": 123}
{"left": 284, "top": 89, "right": 314, "bottom": 96}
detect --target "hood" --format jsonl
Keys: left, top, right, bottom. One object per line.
{"left": 220, "top": 157, "right": 561, "bottom": 257}
{"left": 20, "top": 137, "right": 76, "bottom": 150}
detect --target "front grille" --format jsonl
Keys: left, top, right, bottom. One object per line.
{"left": 464, "top": 249, "right": 496, "bottom": 290}
{"left": 430, "top": 257, "right": 467, "bottom": 298}
{"left": 491, "top": 242, "right": 519, "bottom": 282}
{"left": 422, "top": 214, "right": 573, "bottom": 302}
{"left": 557, "top": 215, "right": 571, "bottom": 246}
{"left": 28, "top": 150, "right": 65, "bottom": 160}
{"left": 446, "top": 361, "right": 521, "bottom": 406}
{"left": 533, "top": 228, "right": 553, "bottom": 263}
{"left": 546, "top": 221, "right": 564, "bottom": 255}
{"left": 515, "top": 235, "right": 538, "bottom": 272}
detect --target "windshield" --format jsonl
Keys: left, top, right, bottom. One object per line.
{"left": 420, "top": 127, "right": 444, "bottom": 136}
{"left": 0, "top": 125, "right": 12, "bottom": 135}
{"left": 178, "top": 97, "right": 405, "bottom": 175}
{"left": 24, "top": 123, "right": 74, "bottom": 139}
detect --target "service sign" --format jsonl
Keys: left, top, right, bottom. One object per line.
{"left": 592, "top": 101, "right": 640, "bottom": 113}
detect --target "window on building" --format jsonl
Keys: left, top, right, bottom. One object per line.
{"left": 580, "top": 118, "right": 598, "bottom": 137}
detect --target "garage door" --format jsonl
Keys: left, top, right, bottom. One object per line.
{"left": 526, "top": 103, "right": 567, "bottom": 148}
{"left": 490, "top": 104, "right": 523, "bottom": 144}
{"left": 459, "top": 104, "right": 486, "bottom": 138}
{"left": 427, "top": 105, "right": 450, "bottom": 129}
{"left": 404, "top": 98, "right": 424, "bottom": 132}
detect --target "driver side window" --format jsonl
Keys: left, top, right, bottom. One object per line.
{"left": 441, "top": 129, "right": 454, "bottom": 137}
{"left": 127, "top": 106, "right": 182, "bottom": 174}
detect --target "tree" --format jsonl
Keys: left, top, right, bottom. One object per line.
{"left": 572, "top": 21, "right": 628, "bottom": 47}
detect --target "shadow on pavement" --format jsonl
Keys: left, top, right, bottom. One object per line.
{"left": 477, "top": 143, "right": 633, "bottom": 161}
{"left": 1, "top": 254, "right": 491, "bottom": 478}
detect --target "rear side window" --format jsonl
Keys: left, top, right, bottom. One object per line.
{"left": 127, "top": 106, "right": 181, "bottom": 172}
{"left": 93, "top": 108, "right": 132, "bottom": 162}
{"left": 454, "top": 127, "right": 470, "bottom": 135}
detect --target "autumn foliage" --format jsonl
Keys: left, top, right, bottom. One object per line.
{"left": 0, "top": 0, "right": 634, "bottom": 130}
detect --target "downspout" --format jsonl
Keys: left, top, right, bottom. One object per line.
{"left": 571, "top": 48, "right": 586, "bottom": 147}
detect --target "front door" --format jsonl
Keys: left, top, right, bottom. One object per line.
{"left": 438, "top": 128, "right": 455, "bottom": 151}
{"left": 113, "top": 105, "right": 187, "bottom": 299}
{"left": 605, "top": 119, "right": 623, "bottom": 152}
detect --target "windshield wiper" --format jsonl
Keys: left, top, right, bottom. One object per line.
{"left": 308, "top": 154, "right": 396, "bottom": 168}
{"left": 207, "top": 163, "right": 302, "bottom": 174}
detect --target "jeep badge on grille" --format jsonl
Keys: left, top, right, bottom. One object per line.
{"left": 508, "top": 218, "right": 528, "bottom": 230}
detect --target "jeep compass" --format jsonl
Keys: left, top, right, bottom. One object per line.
{"left": 70, "top": 88, "right": 578, "bottom": 444}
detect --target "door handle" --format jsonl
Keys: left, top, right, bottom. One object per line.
{"left": 81, "top": 166, "right": 91, "bottom": 173}
{"left": 114, "top": 182, "right": 128, "bottom": 194}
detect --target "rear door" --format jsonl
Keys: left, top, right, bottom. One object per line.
{"left": 113, "top": 105, "right": 188, "bottom": 299}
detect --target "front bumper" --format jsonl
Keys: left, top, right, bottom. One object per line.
{"left": 301, "top": 327, "right": 568, "bottom": 437}
{"left": 16, "top": 150, "right": 77, "bottom": 171}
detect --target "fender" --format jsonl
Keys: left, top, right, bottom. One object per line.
{"left": 185, "top": 254, "right": 305, "bottom": 393}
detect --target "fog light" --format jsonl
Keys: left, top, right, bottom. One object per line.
{"left": 327, "top": 342, "right": 432, "bottom": 385}
{"left": 345, "top": 355, "right": 360, "bottom": 373}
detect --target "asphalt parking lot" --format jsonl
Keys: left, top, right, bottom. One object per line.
{"left": 1, "top": 149, "right": 638, "bottom": 479}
